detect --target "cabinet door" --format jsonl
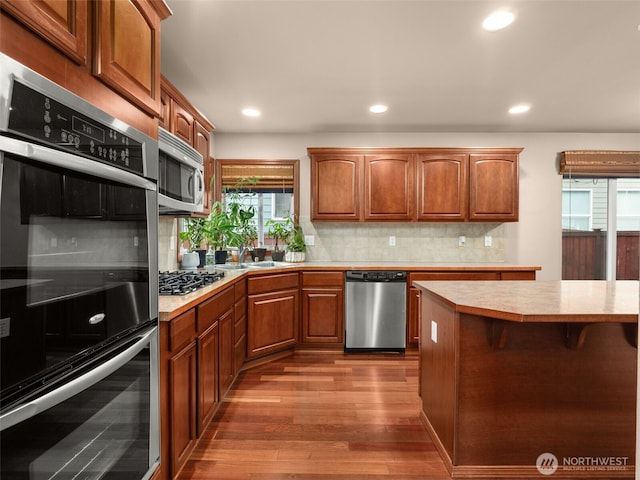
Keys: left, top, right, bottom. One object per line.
{"left": 219, "top": 309, "right": 234, "bottom": 398}
{"left": 364, "top": 154, "right": 415, "bottom": 221}
{"left": 469, "top": 153, "right": 519, "bottom": 221}
{"left": 93, "top": 0, "right": 162, "bottom": 116}
{"left": 159, "top": 87, "right": 171, "bottom": 130}
{"left": 171, "top": 99, "right": 195, "bottom": 145}
{"left": 1, "top": 0, "right": 88, "bottom": 65}
{"left": 247, "top": 289, "right": 299, "bottom": 359}
{"left": 197, "top": 322, "right": 218, "bottom": 436}
{"left": 301, "top": 288, "right": 344, "bottom": 344}
{"left": 311, "top": 154, "right": 362, "bottom": 221}
{"left": 417, "top": 154, "right": 468, "bottom": 221}
{"left": 169, "top": 341, "right": 197, "bottom": 479}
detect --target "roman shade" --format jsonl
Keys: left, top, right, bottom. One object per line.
{"left": 219, "top": 162, "right": 295, "bottom": 192}
{"left": 558, "top": 150, "right": 640, "bottom": 178}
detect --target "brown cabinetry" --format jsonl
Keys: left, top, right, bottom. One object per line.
{"left": 160, "top": 308, "right": 197, "bottom": 480}
{"left": 406, "top": 269, "right": 537, "bottom": 347}
{"left": 300, "top": 271, "right": 344, "bottom": 345}
{"left": 247, "top": 273, "right": 299, "bottom": 359}
{"left": 309, "top": 147, "right": 522, "bottom": 223}
{"left": 1, "top": 0, "right": 88, "bottom": 65}
{"left": 234, "top": 279, "right": 247, "bottom": 374}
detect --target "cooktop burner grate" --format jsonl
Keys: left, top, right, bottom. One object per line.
{"left": 159, "top": 271, "right": 225, "bottom": 296}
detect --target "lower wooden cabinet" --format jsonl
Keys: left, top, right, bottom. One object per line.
{"left": 218, "top": 309, "right": 234, "bottom": 398}
{"left": 247, "top": 273, "right": 299, "bottom": 360}
{"left": 234, "top": 280, "right": 247, "bottom": 375}
{"left": 300, "top": 271, "right": 344, "bottom": 345}
{"left": 196, "top": 322, "right": 218, "bottom": 435}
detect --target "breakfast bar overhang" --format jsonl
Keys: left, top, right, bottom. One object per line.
{"left": 413, "top": 280, "right": 639, "bottom": 479}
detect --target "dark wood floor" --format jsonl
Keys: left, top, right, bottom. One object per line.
{"left": 177, "top": 350, "right": 451, "bottom": 480}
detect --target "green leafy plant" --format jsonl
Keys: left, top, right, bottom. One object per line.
{"left": 223, "top": 177, "right": 259, "bottom": 255}
{"left": 179, "top": 217, "right": 207, "bottom": 252}
{"left": 204, "top": 201, "right": 234, "bottom": 250}
{"left": 265, "top": 217, "right": 293, "bottom": 252}
{"left": 287, "top": 221, "right": 306, "bottom": 253}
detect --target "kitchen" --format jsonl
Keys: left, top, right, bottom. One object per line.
{"left": 1, "top": 1, "right": 639, "bottom": 480}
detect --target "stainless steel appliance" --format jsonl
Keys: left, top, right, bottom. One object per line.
{"left": 0, "top": 53, "right": 160, "bottom": 479}
{"left": 345, "top": 270, "right": 407, "bottom": 352}
{"left": 158, "top": 126, "right": 204, "bottom": 214}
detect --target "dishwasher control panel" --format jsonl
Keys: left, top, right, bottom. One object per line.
{"left": 345, "top": 271, "right": 407, "bottom": 282}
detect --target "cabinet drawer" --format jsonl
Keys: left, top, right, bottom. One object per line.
{"left": 408, "top": 272, "right": 500, "bottom": 282}
{"left": 301, "top": 271, "right": 344, "bottom": 288}
{"left": 169, "top": 309, "right": 196, "bottom": 352}
{"left": 196, "top": 286, "right": 234, "bottom": 332}
{"left": 234, "top": 279, "right": 247, "bottom": 300}
{"left": 248, "top": 272, "right": 299, "bottom": 295}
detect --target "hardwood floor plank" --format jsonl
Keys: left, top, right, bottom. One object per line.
{"left": 176, "top": 351, "right": 450, "bottom": 479}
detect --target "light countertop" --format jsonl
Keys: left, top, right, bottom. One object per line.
{"left": 414, "top": 280, "right": 639, "bottom": 323}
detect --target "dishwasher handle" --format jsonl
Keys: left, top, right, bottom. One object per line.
{"left": 345, "top": 271, "right": 407, "bottom": 282}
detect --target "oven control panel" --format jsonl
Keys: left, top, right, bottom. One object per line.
{"left": 7, "top": 80, "right": 144, "bottom": 175}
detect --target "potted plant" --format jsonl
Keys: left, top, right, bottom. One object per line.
{"left": 179, "top": 217, "right": 207, "bottom": 268}
{"left": 205, "top": 201, "right": 234, "bottom": 264}
{"left": 265, "top": 217, "right": 293, "bottom": 261}
{"left": 224, "top": 179, "right": 259, "bottom": 264}
{"left": 285, "top": 220, "right": 306, "bottom": 263}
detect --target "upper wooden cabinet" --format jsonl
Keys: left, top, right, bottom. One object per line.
{"left": 93, "top": 0, "right": 171, "bottom": 117}
{"left": 1, "top": 0, "right": 170, "bottom": 122}
{"left": 365, "top": 154, "right": 415, "bottom": 221}
{"left": 1, "top": 0, "right": 88, "bottom": 65}
{"left": 311, "top": 153, "right": 362, "bottom": 221}
{"left": 468, "top": 153, "right": 519, "bottom": 221}
{"left": 309, "top": 147, "right": 522, "bottom": 223}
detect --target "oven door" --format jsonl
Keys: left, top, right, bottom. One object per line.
{"left": 0, "top": 324, "right": 160, "bottom": 480}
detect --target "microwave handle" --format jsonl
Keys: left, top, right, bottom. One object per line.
{"left": 190, "top": 169, "right": 205, "bottom": 205}
{"left": 0, "top": 327, "right": 156, "bottom": 432}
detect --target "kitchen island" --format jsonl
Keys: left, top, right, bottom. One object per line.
{"left": 414, "top": 280, "right": 638, "bottom": 479}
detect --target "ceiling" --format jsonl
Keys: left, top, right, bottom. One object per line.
{"left": 160, "top": 0, "right": 640, "bottom": 135}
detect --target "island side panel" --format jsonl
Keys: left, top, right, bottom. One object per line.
{"left": 420, "top": 291, "right": 458, "bottom": 465}
{"left": 456, "top": 313, "right": 636, "bottom": 468}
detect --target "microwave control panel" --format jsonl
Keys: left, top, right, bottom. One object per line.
{"left": 7, "top": 81, "right": 144, "bottom": 175}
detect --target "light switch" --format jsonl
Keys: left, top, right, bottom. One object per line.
{"left": 389, "top": 236, "right": 396, "bottom": 246}
{"left": 431, "top": 321, "right": 438, "bottom": 343}
{"left": 484, "top": 235, "right": 492, "bottom": 247}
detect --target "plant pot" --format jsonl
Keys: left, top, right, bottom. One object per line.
{"left": 214, "top": 250, "right": 228, "bottom": 264}
{"left": 271, "top": 250, "right": 285, "bottom": 262}
{"left": 181, "top": 251, "right": 199, "bottom": 269}
{"left": 285, "top": 251, "right": 305, "bottom": 263}
{"left": 195, "top": 249, "right": 207, "bottom": 268}
{"left": 253, "top": 248, "right": 267, "bottom": 261}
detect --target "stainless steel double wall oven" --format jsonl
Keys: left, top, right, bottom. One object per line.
{"left": 0, "top": 53, "right": 160, "bottom": 480}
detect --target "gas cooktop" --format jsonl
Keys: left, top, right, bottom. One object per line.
{"left": 159, "top": 271, "right": 225, "bottom": 296}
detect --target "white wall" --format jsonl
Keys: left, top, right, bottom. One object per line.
{"left": 212, "top": 132, "right": 640, "bottom": 280}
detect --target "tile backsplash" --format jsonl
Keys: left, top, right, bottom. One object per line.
{"left": 159, "top": 216, "right": 505, "bottom": 269}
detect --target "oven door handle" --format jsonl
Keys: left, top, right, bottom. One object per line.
{"left": 0, "top": 327, "right": 156, "bottom": 431}
{"left": 0, "top": 136, "right": 156, "bottom": 191}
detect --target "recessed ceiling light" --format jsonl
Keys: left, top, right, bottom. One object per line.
{"left": 482, "top": 10, "right": 515, "bottom": 31}
{"left": 242, "top": 108, "right": 261, "bottom": 117}
{"left": 369, "top": 104, "right": 388, "bottom": 114}
{"left": 508, "top": 104, "right": 531, "bottom": 114}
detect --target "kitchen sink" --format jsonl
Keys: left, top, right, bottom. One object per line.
{"left": 214, "top": 264, "right": 248, "bottom": 270}
{"left": 247, "top": 261, "right": 289, "bottom": 268}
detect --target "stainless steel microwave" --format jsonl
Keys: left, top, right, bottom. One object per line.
{"left": 158, "top": 127, "right": 204, "bottom": 214}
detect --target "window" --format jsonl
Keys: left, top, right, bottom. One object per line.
{"left": 215, "top": 159, "right": 299, "bottom": 248}
{"left": 561, "top": 188, "right": 592, "bottom": 230}
{"left": 562, "top": 177, "right": 640, "bottom": 280}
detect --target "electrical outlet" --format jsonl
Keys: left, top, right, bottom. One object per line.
{"left": 304, "top": 235, "right": 315, "bottom": 246}
{"left": 458, "top": 235, "right": 466, "bottom": 247}
{"left": 389, "top": 235, "right": 396, "bottom": 246}
{"left": 484, "top": 235, "right": 492, "bottom": 247}
{"left": 431, "top": 321, "right": 438, "bottom": 343}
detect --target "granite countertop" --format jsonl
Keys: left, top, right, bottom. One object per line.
{"left": 159, "top": 262, "right": 542, "bottom": 321}
{"left": 414, "top": 280, "right": 639, "bottom": 323}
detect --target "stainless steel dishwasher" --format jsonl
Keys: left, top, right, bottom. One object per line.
{"left": 345, "top": 270, "right": 407, "bottom": 352}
